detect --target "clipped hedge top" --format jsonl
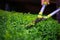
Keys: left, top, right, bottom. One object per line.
{"left": 0, "top": 10, "right": 60, "bottom": 40}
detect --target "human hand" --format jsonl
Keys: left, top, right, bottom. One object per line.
{"left": 41, "top": 0, "right": 50, "bottom": 5}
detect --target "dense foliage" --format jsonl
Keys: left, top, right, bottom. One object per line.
{"left": 0, "top": 10, "right": 60, "bottom": 40}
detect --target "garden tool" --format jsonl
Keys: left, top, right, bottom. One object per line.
{"left": 26, "top": 2, "right": 60, "bottom": 28}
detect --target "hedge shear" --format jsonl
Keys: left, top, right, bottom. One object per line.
{"left": 26, "top": 2, "right": 60, "bottom": 28}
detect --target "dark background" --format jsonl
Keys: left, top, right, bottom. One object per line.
{"left": 0, "top": 0, "right": 56, "bottom": 14}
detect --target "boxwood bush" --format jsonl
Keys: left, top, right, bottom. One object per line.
{"left": 0, "top": 10, "right": 60, "bottom": 40}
